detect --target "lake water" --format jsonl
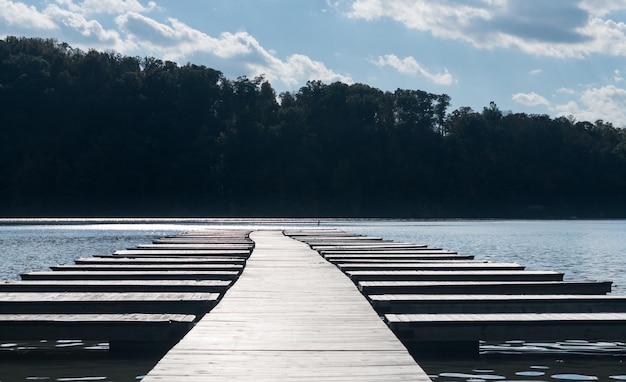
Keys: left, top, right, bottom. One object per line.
{"left": 0, "top": 218, "right": 625, "bottom": 381}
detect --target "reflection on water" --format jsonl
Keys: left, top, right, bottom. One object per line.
{"left": 0, "top": 340, "right": 158, "bottom": 382}
{"left": 422, "top": 356, "right": 626, "bottom": 381}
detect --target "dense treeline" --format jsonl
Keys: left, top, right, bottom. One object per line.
{"left": 1, "top": 36, "right": 625, "bottom": 217}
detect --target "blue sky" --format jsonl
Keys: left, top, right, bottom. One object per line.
{"left": 3, "top": 0, "right": 626, "bottom": 126}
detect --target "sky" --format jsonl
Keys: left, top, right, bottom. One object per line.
{"left": 3, "top": 0, "right": 626, "bottom": 126}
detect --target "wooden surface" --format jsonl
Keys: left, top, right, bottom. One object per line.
{"left": 336, "top": 262, "right": 524, "bottom": 271}
{"left": 78, "top": 256, "right": 246, "bottom": 264}
{"left": 359, "top": 280, "right": 613, "bottom": 294}
{"left": 50, "top": 264, "right": 244, "bottom": 271}
{"left": 324, "top": 253, "right": 475, "bottom": 260}
{"left": 0, "top": 292, "right": 220, "bottom": 315}
{"left": 142, "top": 230, "right": 430, "bottom": 381}
{"left": 347, "top": 269, "right": 564, "bottom": 282}
{"left": 113, "top": 249, "right": 251, "bottom": 257}
{"left": 0, "top": 280, "right": 232, "bottom": 292}
{"left": 20, "top": 270, "right": 240, "bottom": 280}
{"left": 371, "top": 294, "right": 626, "bottom": 313}
{"left": 286, "top": 229, "right": 625, "bottom": 355}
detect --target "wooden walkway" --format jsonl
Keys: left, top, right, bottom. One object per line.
{"left": 142, "top": 230, "right": 431, "bottom": 381}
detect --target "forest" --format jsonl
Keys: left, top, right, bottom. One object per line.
{"left": 1, "top": 36, "right": 625, "bottom": 218}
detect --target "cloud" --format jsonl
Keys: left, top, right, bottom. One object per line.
{"left": 248, "top": 53, "right": 353, "bottom": 88}
{"left": 512, "top": 91, "right": 551, "bottom": 106}
{"left": 0, "top": 1, "right": 349, "bottom": 91}
{"left": 371, "top": 54, "right": 454, "bottom": 85}
{"left": 530, "top": 69, "right": 543, "bottom": 75}
{"left": 114, "top": 13, "right": 352, "bottom": 88}
{"left": 0, "top": 0, "right": 57, "bottom": 31}
{"left": 579, "top": 0, "right": 626, "bottom": 17}
{"left": 116, "top": 13, "right": 254, "bottom": 59}
{"left": 555, "top": 85, "right": 626, "bottom": 126}
{"left": 55, "top": 0, "right": 157, "bottom": 15}
{"left": 44, "top": 4, "right": 124, "bottom": 48}
{"left": 343, "top": 0, "right": 626, "bottom": 58}
{"left": 557, "top": 87, "right": 576, "bottom": 95}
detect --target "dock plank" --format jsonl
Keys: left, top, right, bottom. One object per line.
{"left": 0, "top": 292, "right": 220, "bottom": 315}
{"left": 51, "top": 264, "right": 244, "bottom": 272}
{"left": 20, "top": 270, "right": 240, "bottom": 281}
{"left": 0, "top": 280, "right": 231, "bottom": 292}
{"left": 77, "top": 256, "right": 246, "bottom": 265}
{"left": 136, "top": 244, "right": 252, "bottom": 250}
{"left": 337, "top": 262, "right": 524, "bottom": 271}
{"left": 323, "top": 253, "right": 474, "bottom": 260}
{"left": 113, "top": 249, "right": 251, "bottom": 257}
{"left": 347, "top": 270, "right": 564, "bottom": 282}
{"left": 359, "top": 280, "right": 613, "bottom": 295}
{"left": 370, "top": 294, "right": 626, "bottom": 314}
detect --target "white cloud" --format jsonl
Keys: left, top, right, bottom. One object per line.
{"left": 557, "top": 87, "right": 576, "bottom": 94}
{"left": 115, "top": 13, "right": 254, "bottom": 59}
{"left": 512, "top": 91, "right": 551, "bottom": 106}
{"left": 55, "top": 0, "right": 157, "bottom": 15}
{"left": 579, "top": 0, "right": 626, "bottom": 17}
{"left": 44, "top": 4, "right": 124, "bottom": 48}
{"left": 555, "top": 85, "right": 626, "bottom": 126}
{"left": 0, "top": 1, "right": 350, "bottom": 90}
{"left": 615, "top": 69, "right": 624, "bottom": 82}
{"left": 530, "top": 69, "right": 543, "bottom": 75}
{"left": 344, "top": 0, "right": 626, "bottom": 58}
{"left": 248, "top": 53, "right": 353, "bottom": 88}
{"left": 371, "top": 54, "right": 454, "bottom": 85}
{"left": 114, "top": 13, "right": 352, "bottom": 88}
{"left": 0, "top": 0, "right": 57, "bottom": 31}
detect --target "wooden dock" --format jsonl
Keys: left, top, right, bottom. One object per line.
{"left": 0, "top": 229, "right": 254, "bottom": 353}
{"left": 141, "top": 230, "right": 431, "bottom": 381}
{"left": 285, "top": 229, "right": 626, "bottom": 356}
{"left": 3, "top": 226, "right": 626, "bottom": 378}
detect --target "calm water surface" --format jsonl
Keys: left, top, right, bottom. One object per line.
{"left": 0, "top": 218, "right": 625, "bottom": 381}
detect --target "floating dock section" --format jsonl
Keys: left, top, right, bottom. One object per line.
{"left": 0, "top": 229, "right": 254, "bottom": 353}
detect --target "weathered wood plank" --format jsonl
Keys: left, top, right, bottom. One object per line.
{"left": 78, "top": 256, "right": 246, "bottom": 265}
{"left": 370, "top": 294, "right": 626, "bottom": 314}
{"left": 312, "top": 244, "right": 432, "bottom": 250}
{"left": 51, "top": 264, "right": 243, "bottom": 272}
{"left": 347, "top": 270, "right": 564, "bottom": 282}
{"left": 359, "top": 280, "right": 613, "bottom": 295}
{"left": 0, "top": 292, "right": 220, "bottom": 315}
{"left": 0, "top": 280, "right": 231, "bottom": 292}
{"left": 337, "top": 262, "right": 524, "bottom": 271}
{"left": 324, "top": 253, "right": 475, "bottom": 261}
{"left": 20, "top": 270, "right": 240, "bottom": 281}
{"left": 153, "top": 238, "right": 254, "bottom": 246}
{"left": 114, "top": 249, "right": 251, "bottom": 257}
{"left": 137, "top": 244, "right": 252, "bottom": 250}
{"left": 321, "top": 249, "right": 443, "bottom": 254}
